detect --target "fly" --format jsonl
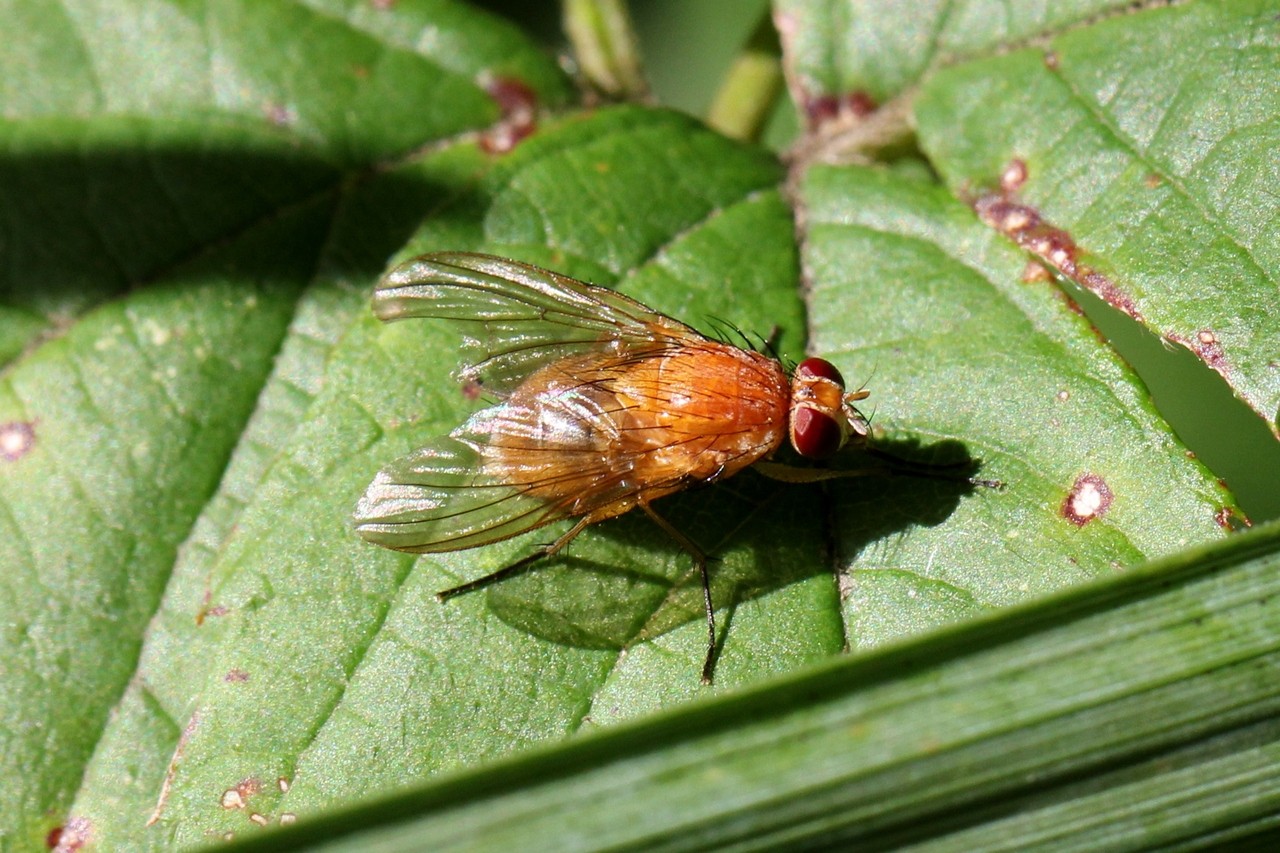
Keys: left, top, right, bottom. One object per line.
{"left": 354, "top": 252, "right": 997, "bottom": 683}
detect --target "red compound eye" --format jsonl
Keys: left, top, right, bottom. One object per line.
{"left": 796, "top": 357, "right": 844, "bottom": 388}
{"left": 792, "top": 405, "right": 844, "bottom": 459}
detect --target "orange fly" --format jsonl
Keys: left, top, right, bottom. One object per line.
{"left": 354, "top": 252, "right": 992, "bottom": 683}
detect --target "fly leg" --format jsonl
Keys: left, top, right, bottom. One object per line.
{"left": 754, "top": 459, "right": 1003, "bottom": 490}
{"left": 640, "top": 502, "right": 718, "bottom": 685}
{"left": 436, "top": 515, "right": 594, "bottom": 602}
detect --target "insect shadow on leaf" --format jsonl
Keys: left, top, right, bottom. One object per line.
{"left": 355, "top": 252, "right": 999, "bottom": 683}
{"left": 480, "top": 435, "right": 987, "bottom": 660}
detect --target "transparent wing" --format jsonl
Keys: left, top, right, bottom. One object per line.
{"left": 354, "top": 437, "right": 565, "bottom": 553}
{"left": 373, "top": 252, "right": 702, "bottom": 396}
{"left": 353, "top": 434, "right": 641, "bottom": 554}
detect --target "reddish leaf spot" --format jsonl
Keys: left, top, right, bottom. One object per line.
{"left": 195, "top": 604, "right": 229, "bottom": 626}
{"left": 1, "top": 420, "right": 36, "bottom": 461}
{"left": 147, "top": 710, "right": 203, "bottom": 827}
{"left": 1000, "top": 159, "right": 1028, "bottom": 193}
{"left": 1165, "top": 329, "right": 1229, "bottom": 379}
{"left": 50, "top": 817, "right": 91, "bottom": 852}
{"left": 1062, "top": 473, "right": 1113, "bottom": 526}
{"left": 370, "top": 0, "right": 395, "bottom": 9}
{"left": 1215, "top": 507, "right": 1251, "bottom": 530}
{"left": 973, "top": 186, "right": 1144, "bottom": 322}
{"left": 263, "top": 102, "right": 295, "bottom": 127}
{"left": 845, "top": 91, "right": 877, "bottom": 117}
{"left": 1043, "top": 51, "right": 1060, "bottom": 70}
{"left": 804, "top": 95, "right": 839, "bottom": 127}
{"left": 221, "top": 778, "right": 263, "bottom": 810}
{"left": 479, "top": 76, "right": 538, "bottom": 154}
{"left": 224, "top": 669, "right": 250, "bottom": 683}
{"left": 461, "top": 379, "right": 484, "bottom": 400}
{"left": 801, "top": 91, "right": 877, "bottom": 131}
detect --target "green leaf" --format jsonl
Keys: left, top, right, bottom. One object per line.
{"left": 100, "top": 106, "right": 816, "bottom": 849}
{"left": 224, "top": 518, "right": 1280, "bottom": 851}
{"left": 0, "top": 306, "right": 46, "bottom": 367}
{"left": 773, "top": 0, "right": 1136, "bottom": 107}
{"left": 0, "top": 0, "right": 569, "bottom": 317}
{"left": 3, "top": 1, "right": 1276, "bottom": 849}
{"left": 0, "top": 1, "right": 570, "bottom": 848}
{"left": 914, "top": 0, "right": 1280, "bottom": 435}
{"left": 801, "top": 164, "right": 1233, "bottom": 648}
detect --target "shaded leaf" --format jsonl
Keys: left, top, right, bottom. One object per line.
{"left": 73, "top": 107, "right": 817, "bottom": 848}
{"left": 0, "top": 1, "right": 570, "bottom": 848}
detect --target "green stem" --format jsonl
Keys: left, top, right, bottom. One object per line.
{"left": 707, "top": 13, "right": 784, "bottom": 143}
{"left": 562, "top": 0, "right": 648, "bottom": 100}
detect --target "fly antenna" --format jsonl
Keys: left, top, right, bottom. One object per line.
{"left": 853, "top": 363, "right": 877, "bottom": 397}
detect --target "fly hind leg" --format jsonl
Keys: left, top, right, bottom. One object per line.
{"left": 435, "top": 515, "right": 594, "bottom": 601}
{"left": 639, "top": 502, "right": 718, "bottom": 686}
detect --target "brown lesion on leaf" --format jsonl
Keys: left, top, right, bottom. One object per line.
{"left": 784, "top": 87, "right": 916, "bottom": 179}
{"left": 1, "top": 419, "right": 37, "bottom": 462}
{"left": 1166, "top": 329, "right": 1229, "bottom": 379}
{"left": 801, "top": 91, "right": 878, "bottom": 132}
{"left": 195, "top": 604, "right": 229, "bottom": 626}
{"left": 196, "top": 589, "right": 230, "bottom": 626}
{"left": 1215, "top": 506, "right": 1251, "bottom": 531}
{"left": 972, "top": 164, "right": 1145, "bottom": 323}
{"left": 1062, "top": 472, "right": 1113, "bottom": 526}
{"left": 49, "top": 817, "right": 92, "bottom": 853}
{"left": 478, "top": 75, "right": 539, "bottom": 154}
{"left": 147, "top": 710, "right": 202, "bottom": 827}
{"left": 262, "top": 102, "right": 295, "bottom": 128}
{"left": 976, "top": 160, "right": 1242, "bottom": 386}
{"left": 224, "top": 668, "right": 250, "bottom": 683}
{"left": 1000, "top": 158, "right": 1028, "bottom": 193}
{"left": 220, "top": 777, "right": 263, "bottom": 811}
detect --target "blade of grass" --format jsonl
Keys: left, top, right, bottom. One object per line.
{"left": 224, "top": 519, "right": 1280, "bottom": 851}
